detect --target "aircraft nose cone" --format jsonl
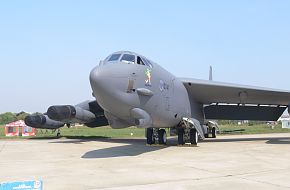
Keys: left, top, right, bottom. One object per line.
{"left": 89, "top": 66, "right": 111, "bottom": 95}
{"left": 89, "top": 66, "right": 103, "bottom": 87}
{"left": 89, "top": 64, "right": 134, "bottom": 118}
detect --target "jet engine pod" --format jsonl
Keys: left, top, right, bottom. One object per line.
{"left": 131, "top": 108, "right": 152, "bottom": 128}
{"left": 47, "top": 105, "right": 96, "bottom": 124}
{"left": 47, "top": 105, "right": 76, "bottom": 121}
{"left": 24, "top": 114, "right": 64, "bottom": 129}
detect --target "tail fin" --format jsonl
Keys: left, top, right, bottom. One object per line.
{"left": 209, "top": 66, "right": 213, "bottom": 81}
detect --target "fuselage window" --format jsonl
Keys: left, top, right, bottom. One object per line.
{"left": 120, "top": 54, "right": 135, "bottom": 64}
{"left": 137, "top": 56, "right": 145, "bottom": 65}
{"left": 108, "top": 54, "right": 121, "bottom": 62}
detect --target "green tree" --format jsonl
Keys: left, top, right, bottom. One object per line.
{"left": 0, "top": 112, "right": 17, "bottom": 125}
{"left": 16, "top": 111, "right": 29, "bottom": 121}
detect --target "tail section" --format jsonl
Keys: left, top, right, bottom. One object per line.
{"left": 209, "top": 66, "right": 213, "bottom": 81}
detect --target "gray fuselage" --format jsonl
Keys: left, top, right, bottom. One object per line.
{"left": 89, "top": 53, "right": 196, "bottom": 129}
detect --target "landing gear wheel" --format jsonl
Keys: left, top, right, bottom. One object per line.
{"left": 204, "top": 125, "right": 209, "bottom": 138}
{"left": 56, "top": 130, "right": 61, "bottom": 137}
{"left": 178, "top": 128, "right": 185, "bottom": 145}
{"left": 146, "top": 128, "right": 155, "bottom": 145}
{"left": 158, "top": 129, "right": 167, "bottom": 145}
{"left": 212, "top": 127, "right": 216, "bottom": 138}
{"left": 190, "top": 128, "right": 198, "bottom": 145}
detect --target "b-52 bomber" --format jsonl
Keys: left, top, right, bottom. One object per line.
{"left": 25, "top": 51, "right": 290, "bottom": 145}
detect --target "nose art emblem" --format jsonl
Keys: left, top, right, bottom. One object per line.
{"left": 145, "top": 68, "right": 152, "bottom": 87}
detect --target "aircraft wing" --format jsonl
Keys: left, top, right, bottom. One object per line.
{"left": 180, "top": 78, "right": 290, "bottom": 121}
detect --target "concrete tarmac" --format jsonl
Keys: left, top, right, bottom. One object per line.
{"left": 0, "top": 133, "right": 290, "bottom": 190}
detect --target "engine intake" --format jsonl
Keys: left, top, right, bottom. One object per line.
{"left": 24, "top": 114, "right": 64, "bottom": 129}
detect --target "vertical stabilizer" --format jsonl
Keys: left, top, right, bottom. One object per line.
{"left": 209, "top": 66, "right": 213, "bottom": 81}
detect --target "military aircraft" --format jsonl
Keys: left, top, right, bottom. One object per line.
{"left": 25, "top": 51, "right": 290, "bottom": 145}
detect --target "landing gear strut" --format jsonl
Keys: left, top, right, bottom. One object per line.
{"left": 146, "top": 128, "right": 167, "bottom": 145}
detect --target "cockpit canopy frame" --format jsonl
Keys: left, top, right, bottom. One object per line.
{"left": 105, "top": 51, "right": 153, "bottom": 68}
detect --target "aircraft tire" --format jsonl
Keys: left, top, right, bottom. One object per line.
{"left": 146, "top": 128, "right": 155, "bottom": 145}
{"left": 158, "top": 129, "right": 167, "bottom": 145}
{"left": 212, "top": 127, "right": 216, "bottom": 138}
{"left": 190, "top": 128, "right": 198, "bottom": 145}
{"left": 178, "top": 128, "right": 185, "bottom": 145}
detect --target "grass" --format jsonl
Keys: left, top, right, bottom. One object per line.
{"left": 0, "top": 125, "right": 146, "bottom": 139}
{"left": 0, "top": 126, "right": 4, "bottom": 137}
{"left": 218, "top": 124, "right": 290, "bottom": 135}
{"left": 36, "top": 126, "right": 146, "bottom": 138}
{"left": 0, "top": 124, "right": 289, "bottom": 139}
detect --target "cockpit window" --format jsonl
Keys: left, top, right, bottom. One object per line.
{"left": 137, "top": 56, "right": 145, "bottom": 65}
{"left": 108, "top": 54, "right": 121, "bottom": 62}
{"left": 142, "top": 57, "right": 153, "bottom": 68}
{"left": 120, "top": 54, "right": 135, "bottom": 64}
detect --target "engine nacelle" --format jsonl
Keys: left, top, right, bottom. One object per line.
{"left": 47, "top": 105, "right": 97, "bottom": 124}
{"left": 24, "top": 114, "right": 64, "bottom": 129}
{"left": 104, "top": 111, "right": 130, "bottom": 129}
{"left": 131, "top": 108, "right": 152, "bottom": 128}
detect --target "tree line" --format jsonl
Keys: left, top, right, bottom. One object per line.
{"left": 0, "top": 112, "right": 29, "bottom": 125}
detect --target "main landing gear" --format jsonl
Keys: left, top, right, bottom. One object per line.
{"left": 177, "top": 117, "right": 205, "bottom": 146}
{"left": 204, "top": 121, "right": 218, "bottom": 138}
{"left": 177, "top": 128, "right": 198, "bottom": 145}
{"left": 146, "top": 128, "right": 167, "bottom": 145}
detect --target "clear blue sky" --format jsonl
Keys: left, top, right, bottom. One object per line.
{"left": 1, "top": 0, "right": 290, "bottom": 113}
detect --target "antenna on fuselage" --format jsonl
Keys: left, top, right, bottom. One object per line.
{"left": 209, "top": 66, "right": 213, "bottom": 81}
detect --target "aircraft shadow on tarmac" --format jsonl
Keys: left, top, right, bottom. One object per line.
{"left": 204, "top": 136, "right": 290, "bottom": 145}
{"left": 47, "top": 137, "right": 168, "bottom": 158}
{"left": 30, "top": 136, "right": 110, "bottom": 144}
{"left": 32, "top": 135, "right": 290, "bottom": 158}
{"left": 64, "top": 136, "right": 290, "bottom": 159}
{"left": 81, "top": 138, "right": 168, "bottom": 159}
{"left": 82, "top": 144, "right": 165, "bottom": 159}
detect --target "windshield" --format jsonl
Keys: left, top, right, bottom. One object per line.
{"left": 108, "top": 54, "right": 121, "bottom": 62}
{"left": 120, "top": 54, "right": 135, "bottom": 64}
